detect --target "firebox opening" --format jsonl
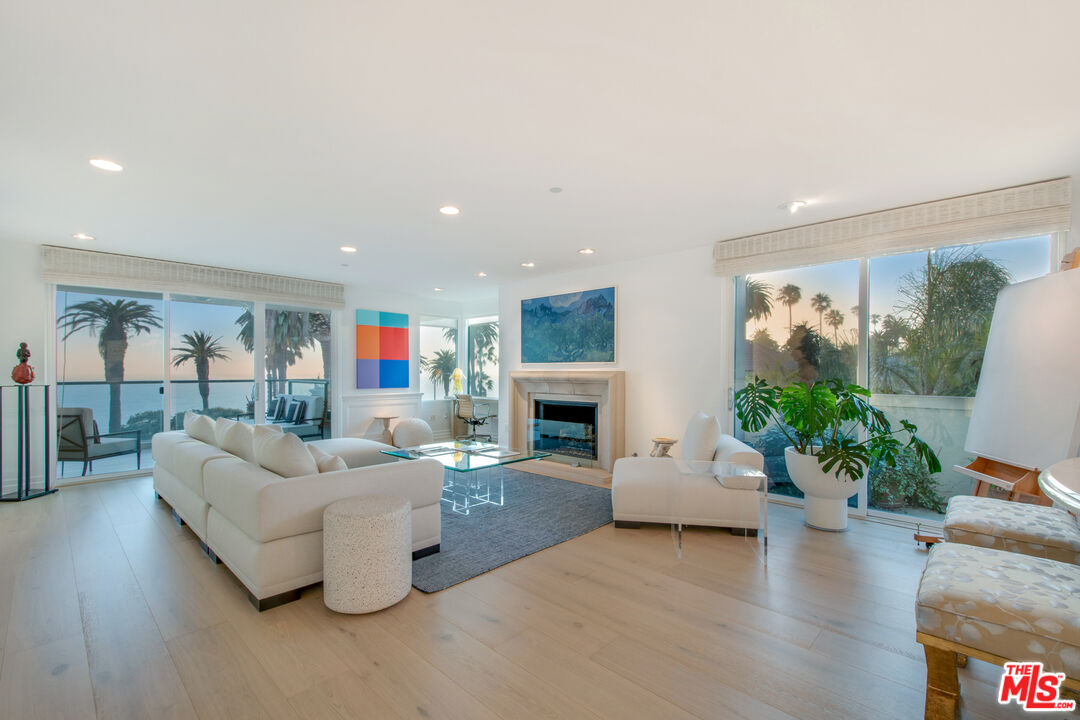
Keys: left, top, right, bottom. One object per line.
{"left": 531, "top": 399, "right": 598, "bottom": 465}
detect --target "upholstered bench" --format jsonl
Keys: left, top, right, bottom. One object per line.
{"left": 916, "top": 542, "right": 1080, "bottom": 718}
{"left": 943, "top": 495, "right": 1080, "bottom": 564}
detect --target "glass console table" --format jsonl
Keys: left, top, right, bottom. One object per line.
{"left": 671, "top": 459, "right": 769, "bottom": 563}
{"left": 382, "top": 441, "right": 551, "bottom": 515}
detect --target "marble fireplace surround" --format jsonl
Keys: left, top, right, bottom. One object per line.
{"left": 509, "top": 370, "right": 626, "bottom": 472}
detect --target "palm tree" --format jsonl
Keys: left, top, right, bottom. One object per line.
{"left": 309, "top": 312, "right": 332, "bottom": 383}
{"left": 871, "top": 313, "right": 882, "bottom": 332}
{"left": 777, "top": 284, "right": 802, "bottom": 333}
{"left": 236, "top": 309, "right": 313, "bottom": 397}
{"left": 809, "top": 292, "right": 832, "bottom": 334}
{"left": 59, "top": 298, "right": 162, "bottom": 433}
{"left": 825, "top": 309, "right": 844, "bottom": 344}
{"left": 745, "top": 279, "right": 774, "bottom": 326}
{"left": 171, "top": 331, "right": 230, "bottom": 411}
{"left": 467, "top": 322, "right": 499, "bottom": 397}
{"left": 420, "top": 349, "right": 457, "bottom": 398}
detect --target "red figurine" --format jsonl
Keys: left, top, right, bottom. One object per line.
{"left": 11, "top": 342, "right": 34, "bottom": 384}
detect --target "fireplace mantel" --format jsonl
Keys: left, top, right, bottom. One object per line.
{"left": 509, "top": 370, "right": 625, "bottom": 471}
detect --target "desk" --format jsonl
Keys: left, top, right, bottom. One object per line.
{"left": 1038, "top": 458, "right": 1080, "bottom": 514}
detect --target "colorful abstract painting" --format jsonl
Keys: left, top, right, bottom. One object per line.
{"left": 521, "top": 286, "right": 616, "bottom": 363}
{"left": 355, "top": 309, "right": 409, "bottom": 388}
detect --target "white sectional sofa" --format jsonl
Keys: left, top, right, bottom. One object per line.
{"left": 612, "top": 412, "right": 765, "bottom": 533}
{"left": 152, "top": 416, "right": 442, "bottom": 610}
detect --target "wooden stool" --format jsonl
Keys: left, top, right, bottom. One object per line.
{"left": 916, "top": 543, "right": 1080, "bottom": 718}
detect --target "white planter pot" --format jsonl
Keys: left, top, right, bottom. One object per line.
{"left": 784, "top": 446, "right": 865, "bottom": 531}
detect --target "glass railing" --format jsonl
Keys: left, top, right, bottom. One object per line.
{"left": 56, "top": 380, "right": 164, "bottom": 479}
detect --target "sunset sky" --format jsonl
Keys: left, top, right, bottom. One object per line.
{"left": 56, "top": 291, "right": 326, "bottom": 382}
{"left": 744, "top": 234, "right": 1052, "bottom": 343}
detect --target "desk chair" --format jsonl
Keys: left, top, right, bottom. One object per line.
{"left": 455, "top": 394, "right": 492, "bottom": 442}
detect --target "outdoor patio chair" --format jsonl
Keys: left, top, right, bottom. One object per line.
{"left": 57, "top": 407, "right": 142, "bottom": 476}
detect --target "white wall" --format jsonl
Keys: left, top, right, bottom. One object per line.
{"left": 497, "top": 244, "right": 730, "bottom": 460}
{"left": 335, "top": 284, "right": 469, "bottom": 439}
{"left": 0, "top": 239, "right": 53, "bottom": 484}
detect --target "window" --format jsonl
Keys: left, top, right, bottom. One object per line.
{"left": 262, "top": 305, "right": 332, "bottom": 431}
{"left": 734, "top": 234, "right": 1053, "bottom": 518}
{"left": 467, "top": 316, "right": 499, "bottom": 398}
{"left": 866, "top": 235, "right": 1051, "bottom": 518}
{"left": 734, "top": 261, "right": 859, "bottom": 500}
{"left": 169, "top": 295, "right": 254, "bottom": 427}
{"left": 56, "top": 286, "right": 164, "bottom": 478}
{"left": 419, "top": 316, "right": 458, "bottom": 400}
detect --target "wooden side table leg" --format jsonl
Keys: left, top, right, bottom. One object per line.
{"left": 923, "top": 644, "right": 960, "bottom": 719}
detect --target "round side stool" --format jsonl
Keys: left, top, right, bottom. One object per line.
{"left": 323, "top": 495, "right": 412, "bottom": 613}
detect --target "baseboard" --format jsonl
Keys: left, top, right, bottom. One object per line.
{"left": 413, "top": 543, "right": 440, "bottom": 560}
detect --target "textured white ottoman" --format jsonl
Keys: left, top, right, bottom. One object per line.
{"left": 323, "top": 495, "right": 412, "bottom": 613}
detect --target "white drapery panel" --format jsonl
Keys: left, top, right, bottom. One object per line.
{"left": 40, "top": 246, "right": 345, "bottom": 309}
{"left": 713, "top": 178, "right": 1071, "bottom": 277}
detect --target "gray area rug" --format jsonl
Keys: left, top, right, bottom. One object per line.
{"left": 412, "top": 467, "right": 613, "bottom": 592}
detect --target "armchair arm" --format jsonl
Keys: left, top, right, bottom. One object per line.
{"left": 95, "top": 429, "right": 143, "bottom": 446}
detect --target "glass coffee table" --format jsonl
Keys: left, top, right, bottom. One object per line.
{"left": 382, "top": 441, "right": 551, "bottom": 515}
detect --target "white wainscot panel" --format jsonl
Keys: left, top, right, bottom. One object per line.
{"left": 341, "top": 392, "right": 424, "bottom": 442}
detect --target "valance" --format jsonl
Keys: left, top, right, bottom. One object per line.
{"left": 714, "top": 178, "right": 1071, "bottom": 276}
{"left": 41, "top": 246, "right": 345, "bottom": 309}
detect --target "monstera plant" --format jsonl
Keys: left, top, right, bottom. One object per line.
{"left": 735, "top": 377, "right": 941, "bottom": 530}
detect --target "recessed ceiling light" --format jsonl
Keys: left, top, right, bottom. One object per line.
{"left": 476, "top": 272, "right": 487, "bottom": 278}
{"left": 340, "top": 246, "right": 357, "bottom": 253}
{"left": 89, "top": 158, "right": 123, "bottom": 172}
{"left": 781, "top": 200, "right": 809, "bottom": 214}
{"left": 72, "top": 232, "right": 94, "bottom": 241}
{"left": 439, "top": 205, "right": 460, "bottom": 215}
{"left": 433, "top": 287, "right": 444, "bottom": 292}
{"left": 578, "top": 248, "right": 595, "bottom": 255}
{"left": 549, "top": 187, "right": 563, "bottom": 194}
{"left": 521, "top": 261, "right": 535, "bottom": 268}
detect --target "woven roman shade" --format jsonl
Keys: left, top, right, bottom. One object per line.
{"left": 713, "top": 178, "right": 1071, "bottom": 276}
{"left": 41, "top": 246, "right": 344, "bottom": 309}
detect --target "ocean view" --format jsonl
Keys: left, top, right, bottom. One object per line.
{"left": 56, "top": 380, "right": 257, "bottom": 432}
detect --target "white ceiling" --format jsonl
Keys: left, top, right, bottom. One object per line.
{"left": 3, "top": 1, "right": 1079, "bottom": 303}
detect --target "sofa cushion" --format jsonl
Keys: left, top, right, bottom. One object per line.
{"left": 219, "top": 421, "right": 254, "bottom": 462}
{"left": 213, "top": 417, "right": 236, "bottom": 448}
{"left": 151, "top": 430, "right": 198, "bottom": 469}
{"left": 682, "top": 412, "right": 720, "bottom": 461}
{"left": 252, "top": 423, "right": 284, "bottom": 458}
{"left": 308, "top": 437, "right": 396, "bottom": 468}
{"left": 307, "top": 444, "right": 348, "bottom": 473}
{"left": 184, "top": 412, "right": 216, "bottom": 445}
{"left": 203, "top": 456, "right": 444, "bottom": 542}
{"left": 944, "top": 495, "right": 1080, "bottom": 565}
{"left": 256, "top": 429, "right": 318, "bottom": 478}
{"left": 170, "top": 440, "right": 231, "bottom": 496}
{"left": 917, "top": 542, "right": 1080, "bottom": 676}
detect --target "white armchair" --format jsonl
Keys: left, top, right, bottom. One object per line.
{"left": 612, "top": 412, "right": 765, "bottom": 533}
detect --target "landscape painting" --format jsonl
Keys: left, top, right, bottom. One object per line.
{"left": 521, "top": 286, "right": 616, "bottom": 363}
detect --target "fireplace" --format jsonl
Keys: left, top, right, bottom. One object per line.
{"left": 509, "top": 370, "right": 625, "bottom": 473}
{"left": 531, "top": 399, "right": 599, "bottom": 464}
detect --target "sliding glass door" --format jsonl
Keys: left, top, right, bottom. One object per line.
{"left": 168, "top": 295, "right": 254, "bottom": 429}
{"left": 732, "top": 234, "right": 1053, "bottom": 522}
{"left": 56, "top": 286, "right": 164, "bottom": 479}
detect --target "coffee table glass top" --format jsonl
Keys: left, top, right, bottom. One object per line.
{"left": 381, "top": 441, "right": 551, "bottom": 472}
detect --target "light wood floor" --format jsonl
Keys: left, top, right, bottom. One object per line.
{"left": 0, "top": 475, "right": 1050, "bottom": 720}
